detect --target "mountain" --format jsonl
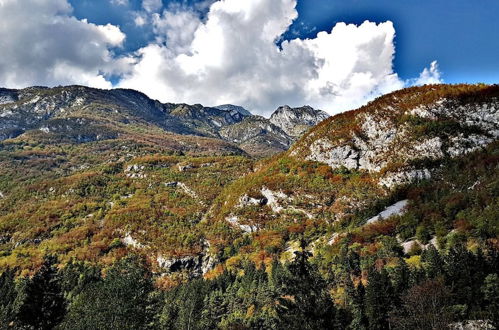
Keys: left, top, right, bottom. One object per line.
{"left": 0, "top": 84, "right": 497, "bottom": 329}
{"left": 269, "top": 105, "right": 330, "bottom": 138}
{"left": 209, "top": 84, "right": 498, "bottom": 234}
{"left": 213, "top": 104, "right": 252, "bottom": 117}
{"left": 0, "top": 86, "right": 325, "bottom": 157}
{"left": 219, "top": 116, "right": 292, "bottom": 157}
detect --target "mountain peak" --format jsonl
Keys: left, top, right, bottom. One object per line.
{"left": 213, "top": 104, "right": 252, "bottom": 117}
{"left": 269, "top": 105, "right": 329, "bottom": 138}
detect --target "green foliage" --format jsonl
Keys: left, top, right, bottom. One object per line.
{"left": 276, "top": 240, "right": 339, "bottom": 329}
{"left": 60, "top": 256, "right": 153, "bottom": 330}
{"left": 0, "top": 268, "right": 17, "bottom": 327}
{"left": 13, "top": 255, "right": 66, "bottom": 330}
{"left": 365, "top": 269, "right": 394, "bottom": 330}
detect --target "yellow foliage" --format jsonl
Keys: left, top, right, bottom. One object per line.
{"left": 406, "top": 255, "right": 422, "bottom": 268}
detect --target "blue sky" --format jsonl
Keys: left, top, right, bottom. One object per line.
{"left": 69, "top": 0, "right": 499, "bottom": 85}
{"left": 1, "top": 0, "right": 497, "bottom": 114}
{"left": 286, "top": 0, "right": 499, "bottom": 84}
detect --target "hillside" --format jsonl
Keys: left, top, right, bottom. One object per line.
{"left": 0, "top": 84, "right": 497, "bottom": 329}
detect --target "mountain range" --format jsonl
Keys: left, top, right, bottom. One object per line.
{"left": 0, "top": 86, "right": 328, "bottom": 157}
{"left": 0, "top": 83, "right": 497, "bottom": 329}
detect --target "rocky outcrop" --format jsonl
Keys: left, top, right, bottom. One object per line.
{"left": 214, "top": 104, "right": 252, "bottom": 117}
{"left": 220, "top": 116, "right": 292, "bottom": 157}
{"left": 270, "top": 105, "right": 329, "bottom": 138}
{"left": 293, "top": 85, "right": 499, "bottom": 188}
{"left": 365, "top": 200, "right": 409, "bottom": 224}
{"left": 0, "top": 88, "right": 18, "bottom": 105}
{"left": 157, "top": 253, "right": 215, "bottom": 277}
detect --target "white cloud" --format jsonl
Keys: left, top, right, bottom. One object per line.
{"left": 134, "top": 12, "right": 148, "bottom": 26}
{"left": 0, "top": 0, "right": 442, "bottom": 116}
{"left": 414, "top": 60, "right": 442, "bottom": 85}
{"left": 111, "top": 0, "right": 129, "bottom": 6}
{"left": 151, "top": 6, "right": 202, "bottom": 54}
{"left": 118, "top": 0, "right": 423, "bottom": 115}
{"left": 142, "top": 0, "right": 163, "bottom": 13}
{"left": 0, "top": 0, "right": 127, "bottom": 89}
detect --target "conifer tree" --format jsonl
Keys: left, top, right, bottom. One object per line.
{"left": 277, "top": 238, "right": 338, "bottom": 329}
{"left": 365, "top": 268, "right": 394, "bottom": 330}
{"left": 14, "top": 255, "right": 66, "bottom": 330}
{"left": 0, "top": 268, "right": 17, "bottom": 326}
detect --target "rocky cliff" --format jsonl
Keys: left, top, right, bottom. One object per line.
{"left": 291, "top": 84, "right": 499, "bottom": 187}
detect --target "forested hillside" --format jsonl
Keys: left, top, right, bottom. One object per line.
{"left": 0, "top": 84, "right": 497, "bottom": 329}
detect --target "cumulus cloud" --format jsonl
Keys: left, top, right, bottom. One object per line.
{"left": 151, "top": 6, "right": 202, "bottom": 54}
{"left": 118, "top": 0, "right": 416, "bottom": 115}
{"left": 0, "top": 0, "right": 442, "bottom": 116}
{"left": 111, "top": 0, "right": 129, "bottom": 6}
{"left": 414, "top": 60, "right": 442, "bottom": 85}
{"left": 0, "top": 0, "right": 128, "bottom": 89}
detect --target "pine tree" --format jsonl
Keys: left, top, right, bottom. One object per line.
{"left": 365, "top": 268, "right": 394, "bottom": 330}
{"left": 14, "top": 255, "right": 66, "bottom": 330}
{"left": 277, "top": 238, "right": 338, "bottom": 329}
{"left": 60, "top": 256, "right": 153, "bottom": 330}
{"left": 0, "top": 268, "right": 17, "bottom": 327}
{"left": 347, "top": 278, "right": 367, "bottom": 330}
{"left": 421, "top": 245, "right": 443, "bottom": 279}
{"left": 481, "top": 273, "right": 498, "bottom": 327}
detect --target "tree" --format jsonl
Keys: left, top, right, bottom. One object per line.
{"left": 60, "top": 256, "right": 153, "bottom": 330}
{"left": 347, "top": 279, "right": 367, "bottom": 330}
{"left": 421, "top": 245, "right": 443, "bottom": 279}
{"left": 14, "top": 255, "right": 66, "bottom": 330}
{"left": 277, "top": 239, "right": 339, "bottom": 329}
{"left": 365, "top": 268, "right": 394, "bottom": 330}
{"left": 481, "top": 273, "right": 499, "bottom": 327}
{"left": 390, "top": 279, "right": 452, "bottom": 330}
{"left": 0, "top": 268, "right": 17, "bottom": 327}
{"left": 161, "top": 279, "right": 211, "bottom": 330}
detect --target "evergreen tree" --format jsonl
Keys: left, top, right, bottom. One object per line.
{"left": 60, "top": 256, "right": 153, "bottom": 330}
{"left": 277, "top": 239, "right": 338, "bottom": 329}
{"left": 481, "top": 273, "right": 498, "bottom": 327}
{"left": 421, "top": 245, "right": 444, "bottom": 279}
{"left": 0, "top": 268, "right": 17, "bottom": 328}
{"left": 60, "top": 259, "right": 101, "bottom": 301}
{"left": 161, "top": 279, "right": 211, "bottom": 330}
{"left": 14, "top": 255, "right": 66, "bottom": 330}
{"left": 365, "top": 268, "right": 394, "bottom": 330}
{"left": 347, "top": 278, "right": 367, "bottom": 330}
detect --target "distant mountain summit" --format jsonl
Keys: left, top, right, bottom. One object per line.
{"left": 269, "top": 105, "right": 330, "bottom": 138}
{"left": 213, "top": 104, "right": 252, "bottom": 117}
{"left": 0, "top": 86, "right": 328, "bottom": 157}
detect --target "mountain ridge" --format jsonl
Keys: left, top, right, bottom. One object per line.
{"left": 0, "top": 85, "right": 329, "bottom": 157}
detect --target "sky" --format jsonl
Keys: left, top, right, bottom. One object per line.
{"left": 0, "top": 0, "right": 497, "bottom": 116}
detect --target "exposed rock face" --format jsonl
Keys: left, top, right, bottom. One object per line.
{"left": 307, "top": 141, "right": 360, "bottom": 170}
{"left": 220, "top": 116, "right": 292, "bottom": 157}
{"left": 157, "top": 253, "right": 215, "bottom": 276}
{"left": 400, "top": 237, "right": 438, "bottom": 255}
{"left": 293, "top": 86, "right": 499, "bottom": 188}
{"left": 0, "top": 88, "right": 18, "bottom": 105}
{"left": 366, "top": 200, "right": 409, "bottom": 224}
{"left": 214, "top": 104, "right": 252, "bottom": 117}
{"left": 219, "top": 105, "right": 328, "bottom": 156}
{"left": 270, "top": 105, "right": 329, "bottom": 138}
